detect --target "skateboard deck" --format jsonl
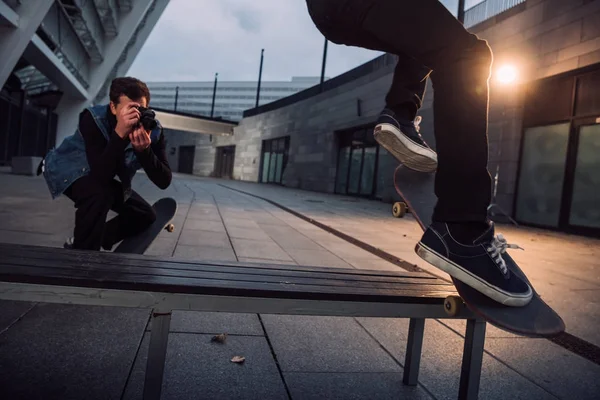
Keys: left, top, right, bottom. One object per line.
{"left": 113, "top": 197, "right": 177, "bottom": 255}
{"left": 392, "top": 164, "right": 565, "bottom": 337}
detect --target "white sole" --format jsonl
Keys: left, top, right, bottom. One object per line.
{"left": 415, "top": 242, "right": 532, "bottom": 307}
{"left": 374, "top": 123, "right": 437, "bottom": 173}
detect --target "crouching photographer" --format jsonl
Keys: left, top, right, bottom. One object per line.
{"left": 41, "top": 76, "right": 172, "bottom": 251}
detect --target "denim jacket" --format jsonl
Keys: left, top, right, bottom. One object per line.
{"left": 42, "top": 104, "right": 162, "bottom": 199}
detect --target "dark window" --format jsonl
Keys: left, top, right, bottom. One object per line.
{"left": 575, "top": 70, "right": 600, "bottom": 116}
{"left": 523, "top": 75, "right": 574, "bottom": 127}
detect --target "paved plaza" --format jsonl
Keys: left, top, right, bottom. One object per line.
{"left": 0, "top": 170, "right": 599, "bottom": 400}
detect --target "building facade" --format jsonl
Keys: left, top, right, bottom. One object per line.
{"left": 169, "top": 0, "right": 600, "bottom": 237}
{"left": 0, "top": 0, "right": 170, "bottom": 165}
{"left": 147, "top": 77, "right": 324, "bottom": 121}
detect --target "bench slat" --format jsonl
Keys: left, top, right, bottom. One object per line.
{"left": 0, "top": 261, "right": 455, "bottom": 304}
{"left": 2, "top": 254, "right": 455, "bottom": 292}
{"left": 1, "top": 243, "right": 438, "bottom": 280}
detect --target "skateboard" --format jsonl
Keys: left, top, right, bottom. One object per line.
{"left": 113, "top": 197, "right": 177, "bottom": 255}
{"left": 392, "top": 163, "right": 565, "bottom": 338}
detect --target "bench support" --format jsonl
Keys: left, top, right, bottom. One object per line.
{"left": 458, "top": 319, "right": 486, "bottom": 400}
{"left": 402, "top": 318, "right": 425, "bottom": 385}
{"left": 143, "top": 309, "right": 172, "bottom": 400}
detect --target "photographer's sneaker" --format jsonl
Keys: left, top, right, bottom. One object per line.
{"left": 63, "top": 237, "right": 74, "bottom": 249}
{"left": 373, "top": 109, "right": 437, "bottom": 173}
{"left": 415, "top": 221, "right": 533, "bottom": 307}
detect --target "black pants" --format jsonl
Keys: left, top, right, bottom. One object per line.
{"left": 306, "top": 0, "right": 493, "bottom": 223}
{"left": 64, "top": 175, "right": 156, "bottom": 251}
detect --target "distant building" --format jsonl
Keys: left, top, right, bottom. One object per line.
{"left": 147, "top": 77, "right": 325, "bottom": 121}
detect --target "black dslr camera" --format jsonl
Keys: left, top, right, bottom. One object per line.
{"left": 136, "top": 106, "right": 158, "bottom": 131}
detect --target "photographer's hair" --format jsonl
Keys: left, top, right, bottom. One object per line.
{"left": 109, "top": 77, "right": 151, "bottom": 105}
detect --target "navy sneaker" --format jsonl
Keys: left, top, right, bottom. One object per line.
{"left": 373, "top": 109, "right": 437, "bottom": 173}
{"left": 415, "top": 221, "right": 533, "bottom": 307}
{"left": 63, "top": 237, "right": 74, "bottom": 249}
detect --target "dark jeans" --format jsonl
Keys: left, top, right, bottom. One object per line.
{"left": 306, "top": 0, "right": 493, "bottom": 223}
{"left": 64, "top": 175, "right": 156, "bottom": 251}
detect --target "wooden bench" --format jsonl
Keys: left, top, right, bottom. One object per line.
{"left": 0, "top": 243, "right": 487, "bottom": 400}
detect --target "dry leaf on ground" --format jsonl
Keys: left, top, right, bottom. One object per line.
{"left": 231, "top": 356, "right": 245, "bottom": 364}
{"left": 211, "top": 333, "right": 227, "bottom": 343}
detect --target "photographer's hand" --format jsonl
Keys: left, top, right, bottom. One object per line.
{"left": 115, "top": 103, "right": 140, "bottom": 138}
{"left": 130, "top": 126, "right": 151, "bottom": 152}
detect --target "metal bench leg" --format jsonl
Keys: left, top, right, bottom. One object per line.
{"left": 143, "top": 309, "right": 172, "bottom": 400}
{"left": 403, "top": 318, "right": 425, "bottom": 386}
{"left": 458, "top": 319, "right": 486, "bottom": 400}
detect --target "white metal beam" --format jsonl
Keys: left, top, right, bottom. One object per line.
{"left": 54, "top": 0, "right": 169, "bottom": 145}
{"left": 154, "top": 111, "right": 235, "bottom": 136}
{"left": 23, "top": 34, "right": 89, "bottom": 99}
{"left": 94, "top": 0, "right": 170, "bottom": 104}
{"left": 0, "top": 0, "right": 54, "bottom": 90}
{"left": 0, "top": 0, "right": 19, "bottom": 28}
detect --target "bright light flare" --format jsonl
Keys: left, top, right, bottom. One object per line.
{"left": 496, "top": 64, "right": 518, "bottom": 85}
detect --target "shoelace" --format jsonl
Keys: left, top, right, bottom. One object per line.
{"left": 412, "top": 116, "right": 430, "bottom": 145}
{"left": 486, "top": 233, "right": 523, "bottom": 275}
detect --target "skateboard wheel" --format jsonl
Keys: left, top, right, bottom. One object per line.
{"left": 165, "top": 223, "right": 175, "bottom": 233}
{"left": 392, "top": 202, "right": 407, "bottom": 218}
{"left": 444, "top": 295, "right": 462, "bottom": 317}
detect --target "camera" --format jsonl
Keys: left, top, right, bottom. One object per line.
{"left": 136, "top": 106, "right": 158, "bottom": 131}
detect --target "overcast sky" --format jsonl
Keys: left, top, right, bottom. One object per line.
{"left": 127, "top": 0, "right": 463, "bottom": 83}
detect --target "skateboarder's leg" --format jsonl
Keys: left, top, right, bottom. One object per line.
{"left": 375, "top": 57, "right": 439, "bottom": 172}
{"left": 101, "top": 190, "right": 157, "bottom": 250}
{"left": 306, "top": 0, "right": 532, "bottom": 306}
{"left": 63, "top": 176, "right": 122, "bottom": 251}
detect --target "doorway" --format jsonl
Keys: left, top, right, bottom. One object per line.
{"left": 214, "top": 145, "right": 235, "bottom": 178}
{"left": 178, "top": 145, "right": 195, "bottom": 174}
{"left": 260, "top": 136, "right": 289, "bottom": 184}
{"left": 335, "top": 126, "right": 378, "bottom": 197}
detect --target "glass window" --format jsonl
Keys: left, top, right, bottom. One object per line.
{"left": 336, "top": 146, "right": 350, "bottom": 194}
{"left": 360, "top": 147, "right": 377, "bottom": 195}
{"left": 261, "top": 153, "right": 270, "bottom": 182}
{"left": 515, "top": 123, "right": 570, "bottom": 227}
{"left": 569, "top": 124, "right": 600, "bottom": 228}
{"left": 575, "top": 71, "right": 600, "bottom": 116}
{"left": 347, "top": 147, "right": 363, "bottom": 194}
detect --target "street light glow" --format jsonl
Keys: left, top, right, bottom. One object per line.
{"left": 496, "top": 64, "right": 518, "bottom": 84}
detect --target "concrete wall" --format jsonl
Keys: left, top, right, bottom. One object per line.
{"left": 467, "top": 0, "right": 600, "bottom": 216}
{"left": 213, "top": 55, "right": 399, "bottom": 197}
{"left": 196, "top": 0, "right": 600, "bottom": 220}
{"left": 162, "top": 128, "right": 214, "bottom": 176}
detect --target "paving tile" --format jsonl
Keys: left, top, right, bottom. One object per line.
{"left": 223, "top": 218, "right": 261, "bottom": 229}
{"left": 186, "top": 208, "right": 222, "bottom": 221}
{"left": 173, "top": 245, "right": 237, "bottom": 261}
{"left": 182, "top": 219, "right": 225, "bottom": 232}
{"left": 283, "top": 248, "right": 353, "bottom": 269}
{"left": 226, "top": 226, "right": 271, "bottom": 240}
{"left": 123, "top": 333, "right": 288, "bottom": 400}
{"left": 177, "top": 230, "right": 231, "bottom": 248}
{"left": 147, "top": 311, "right": 264, "bottom": 336}
{"left": 238, "top": 257, "right": 298, "bottom": 265}
{"left": 358, "top": 318, "right": 556, "bottom": 400}
{"left": 319, "top": 241, "right": 378, "bottom": 259}
{"left": 146, "top": 237, "right": 178, "bottom": 256}
{"left": 345, "top": 257, "right": 407, "bottom": 272}
{"left": 0, "top": 303, "right": 149, "bottom": 400}
{"left": 261, "top": 315, "right": 401, "bottom": 373}
{"left": 284, "top": 372, "right": 433, "bottom": 400}
{"left": 0, "top": 229, "right": 66, "bottom": 247}
{"left": 231, "top": 238, "right": 292, "bottom": 261}
{"left": 484, "top": 337, "right": 600, "bottom": 399}
{"left": 0, "top": 300, "right": 35, "bottom": 332}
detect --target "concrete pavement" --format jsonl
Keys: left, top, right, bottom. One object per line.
{"left": 0, "top": 170, "right": 599, "bottom": 400}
